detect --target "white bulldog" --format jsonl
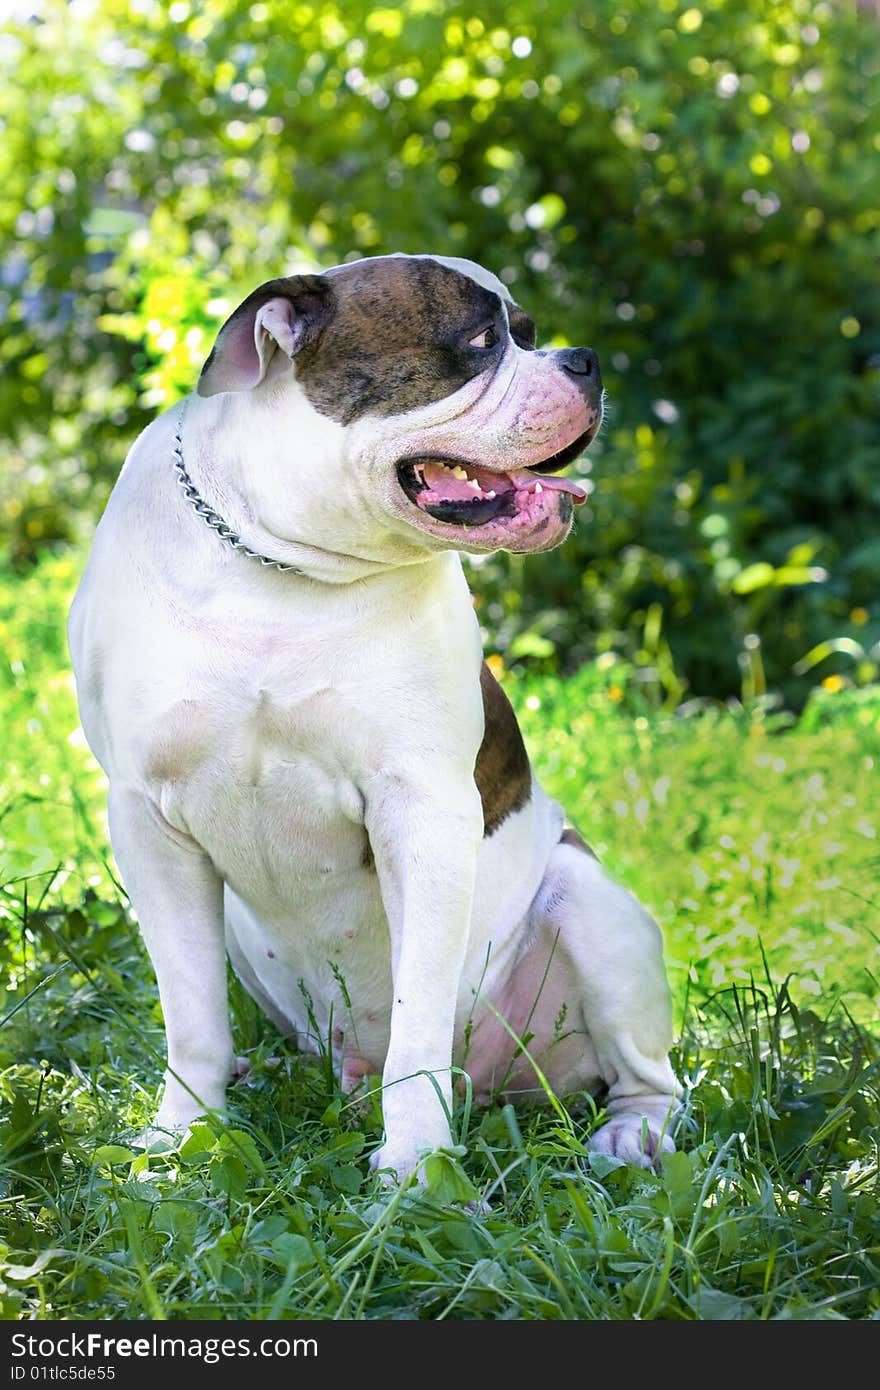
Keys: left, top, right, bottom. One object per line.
{"left": 68, "top": 253, "right": 680, "bottom": 1180}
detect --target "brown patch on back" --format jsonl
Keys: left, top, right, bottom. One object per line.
{"left": 560, "top": 826, "right": 598, "bottom": 859}
{"left": 475, "top": 663, "right": 531, "bottom": 836}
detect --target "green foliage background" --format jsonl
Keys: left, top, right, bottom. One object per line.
{"left": 2, "top": 3, "right": 880, "bottom": 1319}
{"left": 1, "top": 0, "right": 878, "bottom": 704}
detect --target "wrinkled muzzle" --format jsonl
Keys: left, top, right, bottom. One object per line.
{"left": 392, "top": 347, "right": 603, "bottom": 554}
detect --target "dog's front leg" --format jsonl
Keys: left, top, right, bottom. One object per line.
{"left": 107, "top": 786, "right": 234, "bottom": 1132}
{"left": 364, "top": 769, "right": 483, "bottom": 1182}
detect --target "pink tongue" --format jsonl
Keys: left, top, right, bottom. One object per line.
{"left": 509, "top": 469, "right": 588, "bottom": 505}
{"left": 418, "top": 460, "right": 588, "bottom": 506}
{"left": 421, "top": 461, "right": 488, "bottom": 502}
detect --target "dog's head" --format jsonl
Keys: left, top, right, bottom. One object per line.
{"left": 196, "top": 254, "right": 603, "bottom": 558}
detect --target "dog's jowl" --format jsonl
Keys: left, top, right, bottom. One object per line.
{"left": 69, "top": 254, "right": 680, "bottom": 1179}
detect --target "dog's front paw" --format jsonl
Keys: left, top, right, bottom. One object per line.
{"left": 134, "top": 1121, "right": 185, "bottom": 1153}
{"left": 371, "top": 1088, "right": 455, "bottom": 1185}
{"left": 588, "top": 1113, "right": 676, "bottom": 1169}
{"left": 136, "top": 1092, "right": 226, "bottom": 1153}
{"left": 369, "top": 1122, "right": 454, "bottom": 1186}
{"left": 369, "top": 1140, "right": 429, "bottom": 1186}
{"left": 147, "top": 1071, "right": 228, "bottom": 1139}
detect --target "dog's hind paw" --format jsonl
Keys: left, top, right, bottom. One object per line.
{"left": 587, "top": 1113, "right": 676, "bottom": 1169}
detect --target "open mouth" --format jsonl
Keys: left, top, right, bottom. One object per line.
{"left": 397, "top": 430, "right": 592, "bottom": 528}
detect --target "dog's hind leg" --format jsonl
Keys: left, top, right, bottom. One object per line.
{"left": 521, "top": 833, "right": 681, "bottom": 1166}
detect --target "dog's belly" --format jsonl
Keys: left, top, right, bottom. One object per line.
{"left": 224, "top": 874, "right": 394, "bottom": 1074}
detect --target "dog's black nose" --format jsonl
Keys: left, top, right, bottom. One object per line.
{"left": 557, "top": 346, "right": 600, "bottom": 380}
{"left": 550, "top": 346, "right": 602, "bottom": 405}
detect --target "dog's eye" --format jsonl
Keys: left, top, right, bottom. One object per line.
{"left": 469, "top": 326, "right": 500, "bottom": 350}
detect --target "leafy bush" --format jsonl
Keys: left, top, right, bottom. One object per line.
{"left": 2, "top": 0, "right": 878, "bottom": 703}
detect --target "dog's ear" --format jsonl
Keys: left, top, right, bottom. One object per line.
{"left": 197, "top": 275, "right": 333, "bottom": 397}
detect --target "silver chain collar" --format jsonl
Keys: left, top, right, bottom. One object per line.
{"left": 172, "top": 409, "right": 304, "bottom": 575}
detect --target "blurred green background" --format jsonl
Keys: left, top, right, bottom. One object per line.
{"left": 1, "top": 0, "right": 878, "bottom": 707}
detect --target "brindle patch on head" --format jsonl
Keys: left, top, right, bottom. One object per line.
{"left": 294, "top": 257, "right": 507, "bottom": 424}
{"left": 475, "top": 662, "right": 532, "bottom": 836}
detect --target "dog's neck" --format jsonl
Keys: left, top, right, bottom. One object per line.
{"left": 173, "top": 412, "right": 306, "bottom": 576}
{"left": 179, "top": 391, "right": 436, "bottom": 585}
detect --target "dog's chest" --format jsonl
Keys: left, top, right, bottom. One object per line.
{"left": 148, "top": 670, "right": 374, "bottom": 896}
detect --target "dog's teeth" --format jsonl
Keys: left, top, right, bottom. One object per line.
{"left": 451, "top": 465, "right": 469, "bottom": 480}
{"left": 534, "top": 482, "right": 543, "bottom": 494}
{"left": 486, "top": 490, "right": 496, "bottom": 499}
{"left": 466, "top": 478, "right": 481, "bottom": 490}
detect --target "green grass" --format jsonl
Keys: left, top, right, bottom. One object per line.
{"left": 1, "top": 554, "right": 879, "bottom": 1320}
